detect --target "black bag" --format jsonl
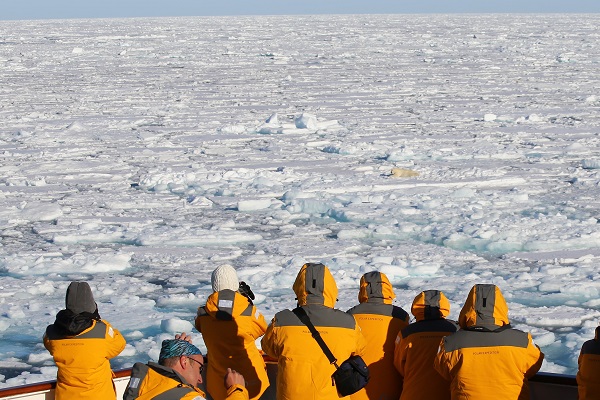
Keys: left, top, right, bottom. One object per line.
{"left": 332, "top": 355, "right": 370, "bottom": 396}
{"left": 293, "top": 307, "right": 370, "bottom": 396}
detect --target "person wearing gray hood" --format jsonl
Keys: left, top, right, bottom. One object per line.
{"left": 44, "top": 281, "right": 126, "bottom": 400}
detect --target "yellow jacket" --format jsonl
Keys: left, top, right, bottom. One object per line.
{"left": 123, "top": 362, "right": 248, "bottom": 400}
{"left": 44, "top": 316, "right": 126, "bottom": 400}
{"left": 434, "top": 284, "right": 544, "bottom": 400}
{"left": 195, "top": 290, "right": 269, "bottom": 400}
{"left": 394, "top": 290, "right": 457, "bottom": 400}
{"left": 261, "top": 263, "right": 367, "bottom": 400}
{"left": 346, "top": 271, "right": 409, "bottom": 400}
{"left": 577, "top": 326, "right": 600, "bottom": 400}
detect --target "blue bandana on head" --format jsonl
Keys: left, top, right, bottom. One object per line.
{"left": 159, "top": 339, "right": 202, "bottom": 362}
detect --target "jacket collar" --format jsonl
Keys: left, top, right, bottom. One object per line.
{"left": 148, "top": 362, "right": 188, "bottom": 385}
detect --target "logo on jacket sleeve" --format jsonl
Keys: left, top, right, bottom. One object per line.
{"left": 129, "top": 377, "right": 141, "bottom": 389}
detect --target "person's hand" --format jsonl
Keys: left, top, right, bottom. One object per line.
{"left": 224, "top": 367, "right": 245, "bottom": 388}
{"left": 175, "top": 332, "right": 193, "bottom": 343}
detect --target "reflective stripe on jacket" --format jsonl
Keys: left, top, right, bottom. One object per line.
{"left": 195, "top": 289, "right": 268, "bottom": 400}
{"left": 434, "top": 284, "right": 544, "bottom": 400}
{"left": 394, "top": 290, "right": 457, "bottom": 400}
{"left": 347, "top": 271, "right": 409, "bottom": 400}
{"left": 43, "top": 319, "right": 125, "bottom": 400}
{"left": 261, "top": 263, "right": 367, "bottom": 400}
{"left": 577, "top": 326, "right": 600, "bottom": 400}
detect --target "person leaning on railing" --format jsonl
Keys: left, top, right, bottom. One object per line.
{"left": 394, "top": 290, "right": 458, "bottom": 400}
{"left": 122, "top": 333, "right": 248, "bottom": 400}
{"left": 43, "top": 281, "right": 126, "bottom": 400}
{"left": 195, "top": 264, "right": 270, "bottom": 400}
{"left": 346, "top": 271, "right": 410, "bottom": 400}
{"left": 261, "top": 262, "right": 367, "bottom": 400}
{"left": 434, "top": 284, "right": 544, "bottom": 400}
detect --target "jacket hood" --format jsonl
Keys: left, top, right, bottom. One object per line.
{"left": 293, "top": 263, "right": 337, "bottom": 308}
{"left": 458, "top": 284, "right": 510, "bottom": 330}
{"left": 66, "top": 281, "right": 97, "bottom": 315}
{"left": 54, "top": 308, "right": 99, "bottom": 335}
{"left": 358, "top": 271, "right": 395, "bottom": 304}
{"left": 411, "top": 290, "right": 450, "bottom": 321}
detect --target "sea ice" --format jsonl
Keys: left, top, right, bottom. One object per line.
{"left": 1, "top": 13, "right": 600, "bottom": 386}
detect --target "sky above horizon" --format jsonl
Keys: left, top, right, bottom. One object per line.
{"left": 1, "top": 0, "right": 599, "bottom": 21}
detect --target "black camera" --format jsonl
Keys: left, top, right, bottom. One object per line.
{"left": 238, "top": 281, "right": 255, "bottom": 303}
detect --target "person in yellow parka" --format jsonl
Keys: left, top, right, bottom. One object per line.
{"left": 43, "top": 281, "right": 126, "bottom": 400}
{"left": 576, "top": 325, "right": 600, "bottom": 400}
{"left": 434, "top": 284, "right": 544, "bottom": 400}
{"left": 123, "top": 333, "right": 248, "bottom": 400}
{"left": 195, "top": 265, "right": 269, "bottom": 400}
{"left": 261, "top": 262, "right": 367, "bottom": 400}
{"left": 394, "top": 290, "right": 458, "bottom": 400}
{"left": 346, "top": 271, "right": 409, "bottom": 400}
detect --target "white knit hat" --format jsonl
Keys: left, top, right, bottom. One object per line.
{"left": 211, "top": 264, "right": 239, "bottom": 292}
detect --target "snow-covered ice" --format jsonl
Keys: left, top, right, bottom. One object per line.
{"left": 1, "top": 13, "right": 600, "bottom": 387}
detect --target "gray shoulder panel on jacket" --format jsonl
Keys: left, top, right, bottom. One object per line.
{"left": 197, "top": 307, "right": 209, "bottom": 317}
{"left": 580, "top": 338, "right": 600, "bottom": 356}
{"left": 45, "top": 320, "right": 107, "bottom": 340}
{"left": 275, "top": 306, "right": 356, "bottom": 329}
{"left": 347, "top": 303, "right": 408, "bottom": 321}
{"left": 240, "top": 303, "right": 253, "bottom": 316}
{"left": 123, "top": 362, "right": 150, "bottom": 400}
{"left": 77, "top": 321, "right": 107, "bottom": 339}
{"left": 214, "top": 290, "right": 253, "bottom": 319}
{"left": 442, "top": 328, "right": 530, "bottom": 352}
{"left": 401, "top": 319, "right": 458, "bottom": 338}
{"left": 274, "top": 309, "right": 302, "bottom": 327}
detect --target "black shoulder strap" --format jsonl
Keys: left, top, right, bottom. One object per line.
{"left": 293, "top": 307, "right": 339, "bottom": 368}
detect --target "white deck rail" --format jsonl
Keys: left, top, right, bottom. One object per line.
{"left": 0, "top": 367, "right": 578, "bottom": 400}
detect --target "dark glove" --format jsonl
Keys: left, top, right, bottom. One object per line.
{"left": 238, "top": 281, "right": 255, "bottom": 304}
